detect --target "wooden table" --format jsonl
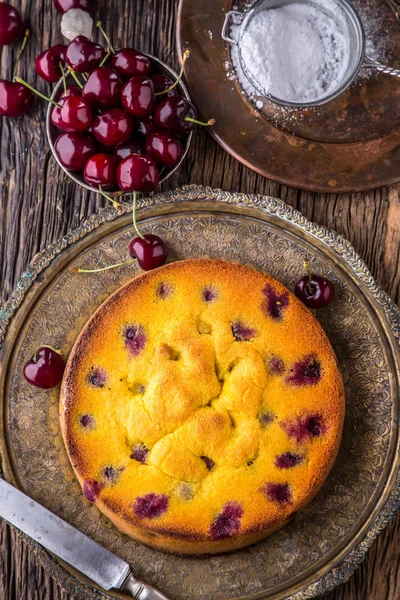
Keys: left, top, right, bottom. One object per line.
{"left": 0, "top": 0, "right": 399, "bottom": 598}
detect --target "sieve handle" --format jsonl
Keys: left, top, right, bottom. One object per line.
{"left": 363, "top": 54, "right": 400, "bottom": 79}
{"left": 221, "top": 10, "right": 243, "bottom": 45}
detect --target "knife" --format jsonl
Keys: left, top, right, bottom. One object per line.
{"left": 0, "top": 478, "right": 170, "bottom": 600}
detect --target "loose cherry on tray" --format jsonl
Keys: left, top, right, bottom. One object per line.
{"left": 121, "top": 76, "right": 156, "bottom": 118}
{"left": 117, "top": 153, "right": 159, "bottom": 192}
{"left": 36, "top": 44, "right": 67, "bottom": 82}
{"left": 0, "top": 2, "right": 24, "bottom": 46}
{"left": 54, "top": 0, "right": 94, "bottom": 13}
{"left": 84, "top": 153, "right": 118, "bottom": 190}
{"left": 54, "top": 131, "right": 97, "bottom": 170}
{"left": 129, "top": 234, "right": 167, "bottom": 271}
{"left": 92, "top": 108, "right": 135, "bottom": 146}
{"left": 154, "top": 96, "right": 215, "bottom": 134}
{"left": 113, "top": 137, "right": 145, "bottom": 162}
{"left": 65, "top": 36, "right": 106, "bottom": 73}
{"left": 82, "top": 67, "right": 123, "bottom": 110}
{"left": 23, "top": 346, "right": 65, "bottom": 389}
{"left": 294, "top": 260, "right": 335, "bottom": 309}
{"left": 111, "top": 48, "right": 152, "bottom": 80}
{"left": 145, "top": 131, "right": 183, "bottom": 168}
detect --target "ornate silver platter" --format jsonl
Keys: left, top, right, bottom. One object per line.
{"left": 0, "top": 185, "right": 399, "bottom": 600}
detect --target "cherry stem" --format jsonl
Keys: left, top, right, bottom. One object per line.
{"left": 303, "top": 259, "right": 313, "bottom": 294}
{"left": 33, "top": 344, "right": 62, "bottom": 362}
{"left": 99, "top": 50, "right": 111, "bottom": 67}
{"left": 14, "top": 77, "right": 61, "bottom": 108}
{"left": 98, "top": 184, "right": 122, "bottom": 209}
{"left": 184, "top": 116, "right": 215, "bottom": 127}
{"left": 59, "top": 62, "right": 67, "bottom": 95}
{"left": 96, "top": 21, "right": 115, "bottom": 54}
{"left": 70, "top": 258, "right": 136, "bottom": 274}
{"left": 132, "top": 191, "right": 146, "bottom": 241}
{"left": 155, "top": 49, "right": 191, "bottom": 96}
{"left": 12, "top": 29, "right": 30, "bottom": 82}
{"left": 67, "top": 67, "right": 83, "bottom": 89}
{"left": 82, "top": 72, "right": 88, "bottom": 82}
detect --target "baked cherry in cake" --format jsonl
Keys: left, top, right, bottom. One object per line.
{"left": 61, "top": 260, "right": 344, "bottom": 555}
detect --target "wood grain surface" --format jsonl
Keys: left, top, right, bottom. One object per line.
{"left": 0, "top": 0, "right": 399, "bottom": 599}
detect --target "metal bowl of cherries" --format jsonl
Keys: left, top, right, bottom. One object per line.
{"left": 44, "top": 34, "right": 212, "bottom": 203}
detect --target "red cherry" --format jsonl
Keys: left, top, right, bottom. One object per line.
{"left": 54, "top": 132, "right": 97, "bottom": 170}
{"left": 117, "top": 154, "right": 159, "bottom": 192}
{"left": 113, "top": 137, "right": 145, "bottom": 163}
{"left": 0, "top": 3, "right": 24, "bottom": 46}
{"left": 111, "top": 49, "right": 151, "bottom": 80}
{"left": 82, "top": 67, "right": 123, "bottom": 110}
{"left": 0, "top": 80, "right": 33, "bottom": 117}
{"left": 84, "top": 153, "right": 117, "bottom": 190}
{"left": 121, "top": 76, "right": 156, "bottom": 118}
{"left": 54, "top": 0, "right": 94, "bottom": 13}
{"left": 51, "top": 95, "right": 92, "bottom": 132}
{"left": 23, "top": 347, "right": 65, "bottom": 389}
{"left": 92, "top": 108, "right": 135, "bottom": 146}
{"left": 154, "top": 96, "right": 199, "bottom": 134}
{"left": 60, "top": 85, "right": 82, "bottom": 98}
{"left": 35, "top": 44, "right": 67, "bottom": 82}
{"left": 145, "top": 131, "right": 183, "bottom": 167}
{"left": 136, "top": 115, "right": 157, "bottom": 137}
{"left": 294, "top": 275, "right": 335, "bottom": 309}
{"left": 151, "top": 74, "right": 178, "bottom": 101}
{"left": 65, "top": 36, "right": 106, "bottom": 73}
{"left": 129, "top": 234, "right": 167, "bottom": 271}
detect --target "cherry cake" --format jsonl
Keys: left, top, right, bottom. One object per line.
{"left": 60, "top": 259, "right": 344, "bottom": 554}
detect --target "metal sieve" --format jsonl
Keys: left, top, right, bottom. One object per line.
{"left": 222, "top": 0, "right": 400, "bottom": 107}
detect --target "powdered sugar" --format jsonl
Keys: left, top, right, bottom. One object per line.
{"left": 239, "top": 1, "right": 350, "bottom": 103}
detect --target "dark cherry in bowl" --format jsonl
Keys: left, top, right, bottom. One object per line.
{"left": 46, "top": 51, "right": 192, "bottom": 195}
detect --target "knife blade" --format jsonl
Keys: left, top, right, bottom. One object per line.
{"left": 0, "top": 479, "right": 170, "bottom": 600}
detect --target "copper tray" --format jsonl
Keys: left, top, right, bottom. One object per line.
{"left": 0, "top": 185, "right": 399, "bottom": 600}
{"left": 177, "top": 0, "right": 400, "bottom": 192}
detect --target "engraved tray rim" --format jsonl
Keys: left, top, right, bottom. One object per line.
{"left": 0, "top": 184, "right": 399, "bottom": 600}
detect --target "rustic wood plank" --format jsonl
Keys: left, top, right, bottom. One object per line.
{"left": 0, "top": 0, "right": 399, "bottom": 599}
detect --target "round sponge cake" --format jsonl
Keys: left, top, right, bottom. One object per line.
{"left": 60, "top": 259, "right": 344, "bottom": 554}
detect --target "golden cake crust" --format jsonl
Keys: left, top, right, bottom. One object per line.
{"left": 60, "top": 259, "right": 344, "bottom": 554}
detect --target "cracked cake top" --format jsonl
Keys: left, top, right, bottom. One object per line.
{"left": 60, "top": 259, "right": 344, "bottom": 554}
